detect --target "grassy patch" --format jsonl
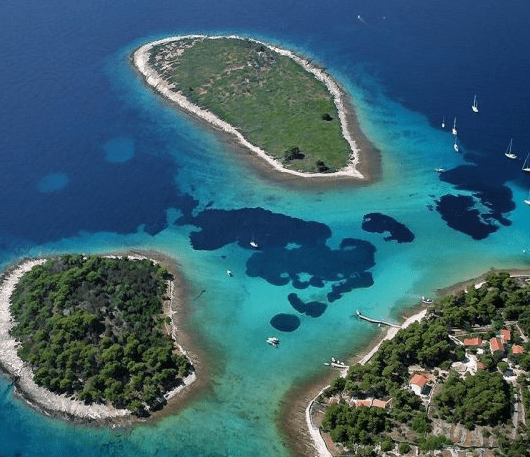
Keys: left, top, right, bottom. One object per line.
{"left": 153, "top": 37, "right": 351, "bottom": 172}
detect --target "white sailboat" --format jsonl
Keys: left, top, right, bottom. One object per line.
{"left": 453, "top": 137, "right": 459, "bottom": 152}
{"left": 522, "top": 153, "right": 530, "bottom": 172}
{"left": 452, "top": 117, "right": 457, "bottom": 136}
{"left": 441, "top": 116, "right": 445, "bottom": 128}
{"left": 525, "top": 190, "right": 530, "bottom": 206}
{"left": 505, "top": 138, "right": 517, "bottom": 159}
{"left": 471, "top": 95, "right": 478, "bottom": 113}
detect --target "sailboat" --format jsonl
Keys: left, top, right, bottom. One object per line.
{"left": 452, "top": 117, "right": 457, "bottom": 136}
{"left": 505, "top": 138, "right": 517, "bottom": 159}
{"left": 525, "top": 190, "right": 530, "bottom": 206}
{"left": 471, "top": 95, "right": 478, "bottom": 113}
{"left": 522, "top": 153, "right": 530, "bottom": 172}
{"left": 441, "top": 116, "right": 445, "bottom": 128}
{"left": 453, "top": 136, "right": 459, "bottom": 152}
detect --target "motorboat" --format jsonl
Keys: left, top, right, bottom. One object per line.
{"left": 266, "top": 337, "right": 280, "bottom": 347}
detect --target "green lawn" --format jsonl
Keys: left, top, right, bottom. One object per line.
{"left": 153, "top": 37, "right": 352, "bottom": 173}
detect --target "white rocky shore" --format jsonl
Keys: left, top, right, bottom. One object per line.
{"left": 0, "top": 257, "right": 195, "bottom": 422}
{"left": 132, "top": 34, "right": 364, "bottom": 179}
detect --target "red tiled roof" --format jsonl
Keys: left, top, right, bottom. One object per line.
{"left": 355, "top": 400, "right": 372, "bottom": 408}
{"left": 512, "top": 345, "right": 524, "bottom": 355}
{"left": 490, "top": 337, "right": 504, "bottom": 353}
{"left": 476, "top": 362, "right": 486, "bottom": 370}
{"left": 371, "top": 399, "right": 388, "bottom": 409}
{"left": 500, "top": 329, "right": 511, "bottom": 342}
{"left": 463, "top": 337, "right": 483, "bottom": 346}
{"left": 410, "top": 374, "right": 428, "bottom": 387}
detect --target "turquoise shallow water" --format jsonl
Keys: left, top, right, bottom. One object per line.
{"left": 1, "top": 1, "right": 530, "bottom": 456}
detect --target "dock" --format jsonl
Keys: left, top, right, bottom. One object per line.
{"left": 355, "top": 310, "right": 400, "bottom": 328}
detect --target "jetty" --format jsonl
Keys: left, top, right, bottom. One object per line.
{"left": 355, "top": 310, "right": 400, "bottom": 328}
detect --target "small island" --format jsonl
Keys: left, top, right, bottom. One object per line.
{"left": 309, "top": 271, "right": 530, "bottom": 456}
{"left": 0, "top": 254, "right": 195, "bottom": 422}
{"left": 133, "top": 35, "right": 369, "bottom": 179}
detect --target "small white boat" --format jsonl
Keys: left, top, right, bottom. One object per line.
{"left": 453, "top": 137, "right": 459, "bottom": 152}
{"left": 226, "top": 270, "right": 233, "bottom": 277}
{"left": 250, "top": 240, "right": 258, "bottom": 248}
{"left": 452, "top": 117, "right": 457, "bottom": 136}
{"left": 267, "top": 337, "right": 280, "bottom": 347}
{"left": 505, "top": 138, "right": 517, "bottom": 159}
{"left": 421, "top": 296, "right": 433, "bottom": 304}
{"left": 472, "top": 95, "right": 478, "bottom": 113}
{"left": 525, "top": 191, "right": 530, "bottom": 206}
{"left": 435, "top": 167, "right": 445, "bottom": 173}
{"left": 522, "top": 153, "right": 530, "bottom": 172}
{"left": 441, "top": 116, "right": 445, "bottom": 128}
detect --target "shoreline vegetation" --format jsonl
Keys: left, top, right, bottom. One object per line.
{"left": 300, "top": 269, "right": 530, "bottom": 457}
{"left": 302, "top": 308, "right": 428, "bottom": 457}
{"left": 132, "top": 35, "right": 378, "bottom": 181}
{"left": 0, "top": 252, "right": 198, "bottom": 425}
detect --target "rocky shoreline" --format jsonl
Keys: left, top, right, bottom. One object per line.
{"left": 132, "top": 34, "right": 366, "bottom": 180}
{"left": 0, "top": 254, "right": 197, "bottom": 425}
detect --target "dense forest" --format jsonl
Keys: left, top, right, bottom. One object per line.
{"left": 319, "top": 271, "right": 530, "bottom": 456}
{"left": 9, "top": 255, "right": 192, "bottom": 416}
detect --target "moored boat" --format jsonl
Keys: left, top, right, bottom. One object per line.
{"left": 472, "top": 95, "right": 478, "bottom": 113}
{"left": 522, "top": 153, "right": 530, "bottom": 172}
{"left": 505, "top": 138, "right": 517, "bottom": 159}
{"left": 266, "top": 337, "right": 280, "bottom": 347}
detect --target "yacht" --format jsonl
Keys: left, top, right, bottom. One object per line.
{"left": 453, "top": 137, "right": 459, "bottom": 152}
{"left": 505, "top": 138, "right": 517, "bottom": 159}
{"left": 441, "top": 116, "right": 445, "bottom": 128}
{"left": 452, "top": 117, "right": 457, "bottom": 136}
{"left": 522, "top": 153, "right": 530, "bottom": 172}
{"left": 472, "top": 95, "right": 478, "bottom": 113}
{"left": 250, "top": 240, "right": 258, "bottom": 248}
{"left": 266, "top": 337, "right": 280, "bottom": 347}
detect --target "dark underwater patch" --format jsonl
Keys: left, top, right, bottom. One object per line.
{"left": 361, "top": 212, "right": 415, "bottom": 243}
{"left": 436, "top": 194, "right": 498, "bottom": 240}
{"left": 245, "top": 239, "right": 375, "bottom": 297}
{"left": 175, "top": 207, "right": 331, "bottom": 250}
{"left": 327, "top": 271, "right": 374, "bottom": 303}
{"left": 270, "top": 314, "right": 300, "bottom": 332}
{"left": 435, "top": 165, "right": 514, "bottom": 239}
{"left": 176, "top": 206, "right": 376, "bottom": 322}
{"left": 287, "top": 293, "right": 327, "bottom": 317}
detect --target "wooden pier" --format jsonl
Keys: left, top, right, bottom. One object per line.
{"left": 355, "top": 310, "right": 400, "bottom": 328}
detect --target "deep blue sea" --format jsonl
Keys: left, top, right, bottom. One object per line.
{"left": 1, "top": 0, "right": 530, "bottom": 455}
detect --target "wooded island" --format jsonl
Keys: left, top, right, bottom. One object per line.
{"left": 8, "top": 255, "right": 192, "bottom": 418}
